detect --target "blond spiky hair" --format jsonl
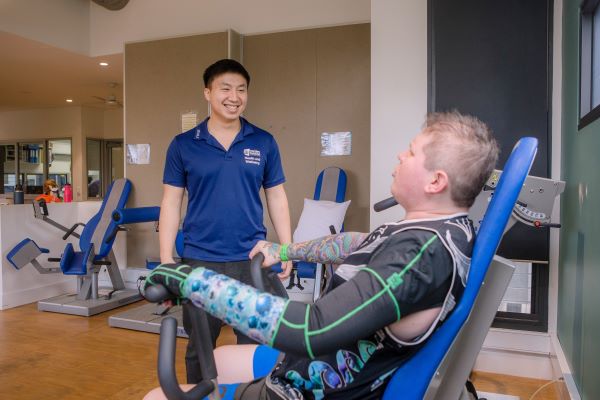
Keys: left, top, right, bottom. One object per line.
{"left": 421, "top": 111, "right": 499, "bottom": 208}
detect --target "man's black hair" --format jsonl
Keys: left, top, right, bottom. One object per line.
{"left": 203, "top": 59, "right": 250, "bottom": 88}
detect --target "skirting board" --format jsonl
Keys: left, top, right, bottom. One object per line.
{"left": 551, "top": 334, "right": 581, "bottom": 400}
{"left": 1, "top": 279, "right": 76, "bottom": 310}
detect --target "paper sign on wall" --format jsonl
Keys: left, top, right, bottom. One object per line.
{"left": 321, "top": 131, "right": 352, "bottom": 156}
{"left": 126, "top": 144, "right": 151, "bottom": 165}
{"left": 181, "top": 111, "right": 198, "bottom": 132}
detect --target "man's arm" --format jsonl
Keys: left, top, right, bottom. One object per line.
{"left": 249, "top": 232, "right": 368, "bottom": 266}
{"left": 159, "top": 184, "right": 184, "bottom": 263}
{"left": 264, "top": 184, "right": 293, "bottom": 278}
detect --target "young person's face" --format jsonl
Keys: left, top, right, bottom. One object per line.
{"left": 391, "top": 132, "right": 433, "bottom": 207}
{"left": 204, "top": 72, "right": 248, "bottom": 123}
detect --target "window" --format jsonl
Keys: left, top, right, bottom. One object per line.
{"left": 86, "top": 139, "right": 123, "bottom": 199}
{"left": 0, "top": 140, "right": 71, "bottom": 198}
{"left": 579, "top": 0, "right": 600, "bottom": 129}
{"left": 493, "top": 262, "right": 549, "bottom": 332}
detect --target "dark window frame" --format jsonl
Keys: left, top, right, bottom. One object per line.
{"left": 492, "top": 262, "right": 549, "bottom": 332}
{"left": 579, "top": 0, "right": 600, "bottom": 129}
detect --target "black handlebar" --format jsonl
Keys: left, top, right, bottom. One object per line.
{"left": 144, "top": 283, "right": 174, "bottom": 304}
{"left": 157, "top": 316, "right": 216, "bottom": 400}
{"left": 373, "top": 196, "right": 398, "bottom": 212}
{"left": 62, "top": 223, "right": 85, "bottom": 240}
{"left": 250, "top": 253, "right": 266, "bottom": 291}
{"left": 38, "top": 199, "right": 49, "bottom": 216}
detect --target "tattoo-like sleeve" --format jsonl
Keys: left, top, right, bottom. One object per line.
{"left": 287, "top": 232, "right": 368, "bottom": 264}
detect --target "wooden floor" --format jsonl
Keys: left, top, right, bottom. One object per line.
{"left": 0, "top": 301, "right": 567, "bottom": 400}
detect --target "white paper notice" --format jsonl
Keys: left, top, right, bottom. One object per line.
{"left": 126, "top": 144, "right": 151, "bottom": 165}
{"left": 321, "top": 131, "right": 352, "bottom": 156}
{"left": 181, "top": 111, "right": 198, "bottom": 132}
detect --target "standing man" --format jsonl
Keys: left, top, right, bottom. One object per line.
{"left": 159, "top": 59, "right": 292, "bottom": 384}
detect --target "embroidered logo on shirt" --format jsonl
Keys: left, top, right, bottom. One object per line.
{"left": 243, "top": 148, "right": 261, "bottom": 165}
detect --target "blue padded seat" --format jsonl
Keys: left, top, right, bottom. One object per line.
{"left": 60, "top": 243, "right": 94, "bottom": 275}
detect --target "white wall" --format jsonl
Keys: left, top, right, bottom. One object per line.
{"left": 90, "top": 0, "right": 370, "bottom": 56}
{"left": 0, "top": 0, "right": 90, "bottom": 55}
{"left": 370, "top": 0, "right": 428, "bottom": 229}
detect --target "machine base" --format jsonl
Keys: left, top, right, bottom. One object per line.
{"left": 108, "top": 302, "right": 188, "bottom": 338}
{"left": 37, "top": 288, "right": 142, "bottom": 316}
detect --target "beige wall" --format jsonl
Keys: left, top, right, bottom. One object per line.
{"left": 103, "top": 108, "right": 124, "bottom": 139}
{"left": 244, "top": 24, "right": 371, "bottom": 234}
{"left": 124, "top": 32, "right": 228, "bottom": 267}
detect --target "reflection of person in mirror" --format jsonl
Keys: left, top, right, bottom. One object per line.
{"left": 87, "top": 177, "right": 100, "bottom": 198}
{"left": 35, "top": 179, "right": 62, "bottom": 203}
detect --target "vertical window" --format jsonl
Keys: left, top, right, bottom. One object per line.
{"left": 86, "top": 139, "right": 102, "bottom": 198}
{"left": 580, "top": 0, "right": 600, "bottom": 128}
{"left": 48, "top": 139, "right": 72, "bottom": 187}
{"left": 86, "top": 139, "right": 124, "bottom": 199}
{"left": 0, "top": 144, "right": 16, "bottom": 193}
{"left": 18, "top": 142, "right": 45, "bottom": 194}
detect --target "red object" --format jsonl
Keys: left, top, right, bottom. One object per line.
{"left": 35, "top": 194, "right": 62, "bottom": 203}
{"left": 63, "top": 183, "right": 73, "bottom": 203}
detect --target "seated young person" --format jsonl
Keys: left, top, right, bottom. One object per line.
{"left": 144, "top": 111, "right": 499, "bottom": 400}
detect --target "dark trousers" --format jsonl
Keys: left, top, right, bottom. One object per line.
{"left": 182, "top": 258, "right": 285, "bottom": 384}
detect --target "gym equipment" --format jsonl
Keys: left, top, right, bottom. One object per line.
{"left": 149, "top": 137, "right": 550, "bottom": 399}
{"left": 108, "top": 207, "right": 188, "bottom": 337}
{"left": 283, "top": 166, "right": 348, "bottom": 303}
{"left": 6, "top": 178, "right": 142, "bottom": 316}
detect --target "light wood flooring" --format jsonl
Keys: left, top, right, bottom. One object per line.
{"left": 0, "top": 301, "right": 567, "bottom": 399}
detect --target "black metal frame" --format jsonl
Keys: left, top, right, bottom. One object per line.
{"left": 579, "top": 0, "right": 600, "bottom": 129}
{"left": 492, "top": 262, "right": 549, "bottom": 332}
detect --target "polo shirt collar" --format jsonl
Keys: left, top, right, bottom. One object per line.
{"left": 194, "top": 117, "right": 255, "bottom": 142}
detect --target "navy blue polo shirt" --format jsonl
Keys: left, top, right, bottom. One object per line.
{"left": 163, "top": 117, "right": 285, "bottom": 261}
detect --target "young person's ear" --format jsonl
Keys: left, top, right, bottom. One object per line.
{"left": 203, "top": 87, "right": 211, "bottom": 101}
{"left": 425, "top": 170, "right": 449, "bottom": 194}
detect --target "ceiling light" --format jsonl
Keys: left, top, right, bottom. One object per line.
{"left": 66, "top": 99, "right": 73, "bottom": 103}
{"left": 99, "top": 62, "right": 109, "bottom": 66}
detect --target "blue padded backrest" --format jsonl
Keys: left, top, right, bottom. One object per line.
{"left": 79, "top": 178, "right": 131, "bottom": 258}
{"left": 382, "top": 137, "right": 538, "bottom": 399}
{"left": 313, "top": 167, "right": 347, "bottom": 203}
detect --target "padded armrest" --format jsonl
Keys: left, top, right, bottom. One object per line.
{"left": 6, "top": 238, "right": 48, "bottom": 270}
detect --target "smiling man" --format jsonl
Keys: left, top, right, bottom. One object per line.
{"left": 159, "top": 59, "right": 292, "bottom": 384}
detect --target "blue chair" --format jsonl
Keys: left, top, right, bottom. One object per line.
{"left": 246, "top": 137, "right": 538, "bottom": 399}
{"left": 57, "top": 178, "right": 132, "bottom": 300}
{"left": 288, "top": 167, "right": 348, "bottom": 301}
{"left": 381, "top": 137, "right": 538, "bottom": 399}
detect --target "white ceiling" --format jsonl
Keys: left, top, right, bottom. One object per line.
{"left": 0, "top": 31, "right": 123, "bottom": 112}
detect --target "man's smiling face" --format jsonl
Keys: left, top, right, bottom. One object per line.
{"left": 204, "top": 72, "right": 248, "bottom": 123}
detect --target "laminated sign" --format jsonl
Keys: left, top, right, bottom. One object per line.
{"left": 321, "top": 131, "right": 352, "bottom": 156}
{"left": 127, "top": 144, "right": 151, "bottom": 165}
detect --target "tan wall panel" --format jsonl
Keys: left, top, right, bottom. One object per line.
{"left": 243, "top": 30, "right": 318, "bottom": 240}
{"left": 103, "top": 108, "right": 123, "bottom": 139}
{"left": 315, "top": 24, "right": 370, "bottom": 232}
{"left": 124, "top": 32, "right": 228, "bottom": 267}
{"left": 244, "top": 24, "right": 370, "bottom": 240}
